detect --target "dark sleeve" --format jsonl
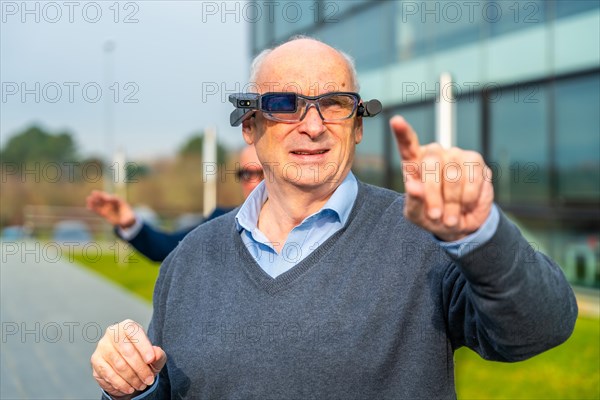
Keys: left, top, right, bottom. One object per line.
{"left": 118, "top": 223, "right": 194, "bottom": 262}
{"left": 113, "top": 208, "right": 235, "bottom": 262}
{"left": 443, "top": 211, "right": 578, "bottom": 362}
{"left": 205, "top": 207, "right": 235, "bottom": 221}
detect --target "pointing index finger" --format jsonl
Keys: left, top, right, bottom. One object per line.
{"left": 390, "top": 115, "right": 421, "bottom": 163}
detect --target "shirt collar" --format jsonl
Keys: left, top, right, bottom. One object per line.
{"left": 235, "top": 171, "right": 358, "bottom": 233}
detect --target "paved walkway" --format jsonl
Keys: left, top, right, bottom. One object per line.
{"left": 1, "top": 241, "right": 153, "bottom": 400}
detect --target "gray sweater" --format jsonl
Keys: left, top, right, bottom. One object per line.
{"left": 138, "top": 183, "right": 577, "bottom": 399}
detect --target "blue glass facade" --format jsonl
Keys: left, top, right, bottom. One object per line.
{"left": 250, "top": 0, "right": 600, "bottom": 289}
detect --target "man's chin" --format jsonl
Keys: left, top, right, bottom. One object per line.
{"left": 283, "top": 173, "right": 343, "bottom": 191}
{"left": 296, "top": 163, "right": 338, "bottom": 182}
{"left": 288, "top": 180, "right": 333, "bottom": 193}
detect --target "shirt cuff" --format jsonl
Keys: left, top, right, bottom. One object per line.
{"left": 117, "top": 215, "right": 143, "bottom": 240}
{"left": 100, "top": 375, "right": 159, "bottom": 400}
{"left": 435, "top": 204, "right": 500, "bottom": 258}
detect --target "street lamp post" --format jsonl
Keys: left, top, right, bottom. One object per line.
{"left": 103, "top": 40, "right": 116, "bottom": 196}
{"left": 102, "top": 40, "right": 116, "bottom": 240}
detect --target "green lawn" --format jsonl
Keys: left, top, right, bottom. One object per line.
{"left": 71, "top": 243, "right": 159, "bottom": 302}
{"left": 72, "top": 247, "right": 600, "bottom": 399}
{"left": 455, "top": 316, "right": 600, "bottom": 399}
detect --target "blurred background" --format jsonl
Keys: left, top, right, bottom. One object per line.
{"left": 1, "top": 0, "right": 599, "bottom": 399}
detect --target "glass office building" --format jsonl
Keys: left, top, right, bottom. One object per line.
{"left": 249, "top": 0, "right": 600, "bottom": 289}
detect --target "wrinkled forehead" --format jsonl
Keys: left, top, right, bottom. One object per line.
{"left": 252, "top": 48, "right": 355, "bottom": 96}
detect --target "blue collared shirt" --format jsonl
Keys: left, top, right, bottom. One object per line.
{"left": 235, "top": 172, "right": 500, "bottom": 278}
{"left": 235, "top": 172, "right": 358, "bottom": 278}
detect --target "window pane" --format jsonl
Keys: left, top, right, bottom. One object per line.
{"left": 488, "top": 0, "right": 546, "bottom": 37}
{"left": 331, "top": 0, "right": 371, "bottom": 16}
{"left": 555, "top": 0, "right": 600, "bottom": 19}
{"left": 456, "top": 95, "right": 482, "bottom": 152}
{"left": 555, "top": 74, "right": 600, "bottom": 203}
{"left": 388, "top": 104, "right": 435, "bottom": 192}
{"left": 319, "top": 2, "right": 393, "bottom": 72}
{"left": 274, "top": 1, "right": 320, "bottom": 42}
{"left": 353, "top": 114, "right": 385, "bottom": 187}
{"left": 393, "top": 0, "right": 432, "bottom": 61}
{"left": 250, "top": 3, "right": 272, "bottom": 53}
{"left": 431, "top": 2, "right": 482, "bottom": 51}
{"left": 489, "top": 85, "right": 549, "bottom": 205}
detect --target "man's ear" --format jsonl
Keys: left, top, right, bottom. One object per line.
{"left": 242, "top": 115, "right": 256, "bottom": 145}
{"left": 354, "top": 116, "right": 364, "bottom": 144}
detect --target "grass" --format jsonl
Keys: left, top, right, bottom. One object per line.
{"left": 72, "top": 246, "right": 600, "bottom": 399}
{"left": 455, "top": 316, "right": 600, "bottom": 399}
{"left": 71, "top": 242, "right": 159, "bottom": 302}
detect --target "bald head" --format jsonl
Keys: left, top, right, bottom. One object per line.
{"left": 239, "top": 144, "right": 260, "bottom": 166}
{"left": 250, "top": 37, "right": 359, "bottom": 95}
{"left": 240, "top": 37, "right": 364, "bottom": 200}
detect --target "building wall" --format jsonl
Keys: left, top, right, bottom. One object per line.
{"left": 249, "top": 0, "right": 600, "bottom": 289}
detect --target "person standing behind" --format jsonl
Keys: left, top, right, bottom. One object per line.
{"left": 86, "top": 145, "right": 262, "bottom": 261}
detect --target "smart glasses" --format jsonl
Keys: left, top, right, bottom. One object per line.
{"left": 236, "top": 168, "right": 264, "bottom": 182}
{"left": 229, "top": 92, "right": 382, "bottom": 126}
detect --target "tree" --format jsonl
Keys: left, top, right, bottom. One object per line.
{"left": 178, "top": 132, "right": 227, "bottom": 164}
{"left": 0, "top": 125, "right": 78, "bottom": 166}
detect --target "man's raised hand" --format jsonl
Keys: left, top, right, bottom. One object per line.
{"left": 86, "top": 190, "right": 136, "bottom": 229}
{"left": 390, "top": 116, "right": 494, "bottom": 242}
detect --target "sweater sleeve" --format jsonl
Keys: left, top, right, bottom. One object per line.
{"left": 125, "top": 223, "right": 193, "bottom": 262}
{"left": 442, "top": 210, "right": 578, "bottom": 361}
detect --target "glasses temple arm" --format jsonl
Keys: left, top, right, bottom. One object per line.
{"left": 358, "top": 99, "right": 383, "bottom": 117}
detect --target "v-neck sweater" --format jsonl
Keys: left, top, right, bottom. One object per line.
{"left": 138, "top": 182, "right": 576, "bottom": 400}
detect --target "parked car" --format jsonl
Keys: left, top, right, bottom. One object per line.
{"left": 52, "top": 220, "right": 92, "bottom": 244}
{"left": 1, "top": 225, "right": 31, "bottom": 241}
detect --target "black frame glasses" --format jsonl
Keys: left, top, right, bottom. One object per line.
{"left": 229, "top": 92, "right": 382, "bottom": 126}
{"left": 236, "top": 168, "right": 264, "bottom": 182}
{"left": 260, "top": 92, "right": 360, "bottom": 123}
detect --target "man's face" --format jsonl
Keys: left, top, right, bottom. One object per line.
{"left": 238, "top": 166, "right": 263, "bottom": 198}
{"left": 242, "top": 40, "right": 363, "bottom": 193}
{"left": 238, "top": 146, "right": 263, "bottom": 198}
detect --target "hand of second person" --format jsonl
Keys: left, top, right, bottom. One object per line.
{"left": 86, "top": 190, "right": 136, "bottom": 229}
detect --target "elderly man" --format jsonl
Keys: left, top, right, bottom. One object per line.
{"left": 86, "top": 145, "right": 263, "bottom": 261}
{"left": 91, "top": 37, "right": 577, "bottom": 399}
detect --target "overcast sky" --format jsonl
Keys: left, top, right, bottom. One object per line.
{"left": 1, "top": 1, "right": 251, "bottom": 160}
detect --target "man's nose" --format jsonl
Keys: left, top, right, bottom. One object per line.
{"left": 298, "top": 105, "right": 325, "bottom": 138}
